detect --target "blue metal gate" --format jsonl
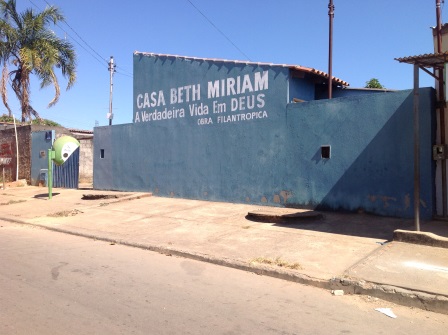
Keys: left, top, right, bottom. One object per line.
{"left": 53, "top": 147, "right": 79, "bottom": 188}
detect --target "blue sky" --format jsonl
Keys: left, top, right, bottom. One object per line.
{"left": 4, "top": 0, "right": 447, "bottom": 129}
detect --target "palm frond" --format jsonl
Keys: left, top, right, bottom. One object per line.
{"left": 0, "top": 0, "right": 76, "bottom": 121}
{"left": 1, "top": 64, "right": 12, "bottom": 116}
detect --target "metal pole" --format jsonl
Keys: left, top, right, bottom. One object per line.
{"left": 414, "top": 64, "right": 420, "bottom": 231}
{"left": 328, "top": 0, "right": 334, "bottom": 99}
{"left": 436, "top": 0, "right": 443, "bottom": 52}
{"left": 436, "top": 0, "right": 447, "bottom": 217}
{"left": 108, "top": 56, "right": 115, "bottom": 126}
{"left": 48, "top": 149, "right": 53, "bottom": 199}
{"left": 13, "top": 115, "right": 19, "bottom": 181}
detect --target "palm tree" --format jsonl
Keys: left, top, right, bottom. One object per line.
{"left": 0, "top": 0, "right": 76, "bottom": 121}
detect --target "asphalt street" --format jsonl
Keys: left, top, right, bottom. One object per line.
{"left": 1, "top": 221, "right": 447, "bottom": 335}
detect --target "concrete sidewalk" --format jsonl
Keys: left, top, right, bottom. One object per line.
{"left": 1, "top": 186, "right": 448, "bottom": 314}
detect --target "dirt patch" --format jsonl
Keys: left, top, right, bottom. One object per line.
{"left": 47, "top": 209, "right": 83, "bottom": 217}
{"left": 250, "top": 257, "right": 303, "bottom": 270}
{"left": 0, "top": 199, "right": 26, "bottom": 206}
{"left": 4, "top": 179, "right": 28, "bottom": 188}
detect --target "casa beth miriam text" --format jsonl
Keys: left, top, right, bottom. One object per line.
{"left": 134, "top": 71, "right": 269, "bottom": 126}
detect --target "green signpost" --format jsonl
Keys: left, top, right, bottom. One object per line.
{"left": 47, "top": 136, "right": 80, "bottom": 199}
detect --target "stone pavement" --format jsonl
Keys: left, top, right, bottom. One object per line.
{"left": 1, "top": 186, "right": 448, "bottom": 314}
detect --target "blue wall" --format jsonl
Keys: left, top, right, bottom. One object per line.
{"left": 133, "top": 54, "right": 289, "bottom": 126}
{"left": 289, "top": 77, "right": 315, "bottom": 102}
{"left": 94, "top": 54, "right": 436, "bottom": 219}
{"left": 285, "top": 89, "right": 435, "bottom": 218}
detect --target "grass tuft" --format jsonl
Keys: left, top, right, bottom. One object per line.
{"left": 250, "top": 256, "right": 302, "bottom": 270}
{"left": 0, "top": 199, "right": 26, "bottom": 206}
{"left": 47, "top": 209, "right": 82, "bottom": 217}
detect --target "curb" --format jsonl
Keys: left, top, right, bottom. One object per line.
{"left": 1, "top": 216, "right": 447, "bottom": 315}
{"left": 393, "top": 229, "right": 448, "bottom": 249}
{"left": 330, "top": 277, "right": 448, "bottom": 315}
{"left": 0, "top": 215, "right": 330, "bottom": 289}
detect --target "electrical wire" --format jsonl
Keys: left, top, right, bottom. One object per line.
{"left": 186, "top": 0, "right": 252, "bottom": 61}
{"left": 42, "top": 0, "right": 108, "bottom": 65}
{"left": 44, "top": 0, "right": 133, "bottom": 78}
{"left": 115, "top": 70, "right": 133, "bottom": 78}
{"left": 36, "top": 0, "right": 134, "bottom": 123}
{"left": 114, "top": 64, "right": 133, "bottom": 78}
{"left": 23, "top": 0, "right": 120, "bottom": 128}
{"left": 27, "top": 0, "right": 108, "bottom": 68}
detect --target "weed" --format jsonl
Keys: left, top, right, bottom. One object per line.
{"left": 0, "top": 199, "right": 26, "bottom": 206}
{"left": 48, "top": 209, "right": 82, "bottom": 217}
{"left": 250, "top": 256, "right": 302, "bottom": 270}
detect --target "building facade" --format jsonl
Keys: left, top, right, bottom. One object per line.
{"left": 0, "top": 124, "right": 93, "bottom": 187}
{"left": 93, "top": 53, "right": 436, "bottom": 219}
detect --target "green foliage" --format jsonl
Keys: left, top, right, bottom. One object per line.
{"left": 30, "top": 118, "right": 61, "bottom": 126}
{"left": 0, "top": 0, "right": 77, "bottom": 122}
{"left": 365, "top": 78, "right": 384, "bottom": 89}
{"left": 0, "top": 114, "right": 17, "bottom": 123}
{"left": 0, "top": 113, "right": 61, "bottom": 126}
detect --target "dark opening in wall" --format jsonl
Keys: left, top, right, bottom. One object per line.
{"left": 100, "top": 149, "right": 105, "bottom": 159}
{"left": 321, "top": 145, "right": 331, "bottom": 159}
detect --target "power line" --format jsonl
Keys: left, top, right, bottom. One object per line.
{"left": 41, "top": 0, "right": 133, "bottom": 78}
{"left": 186, "top": 0, "right": 252, "bottom": 61}
{"left": 115, "top": 70, "right": 133, "bottom": 78}
{"left": 114, "top": 65, "right": 133, "bottom": 78}
{"left": 42, "top": 0, "right": 108, "bottom": 64}
{"left": 27, "top": 0, "right": 108, "bottom": 68}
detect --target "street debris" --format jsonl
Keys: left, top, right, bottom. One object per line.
{"left": 0, "top": 199, "right": 26, "bottom": 206}
{"left": 365, "top": 295, "right": 379, "bottom": 302}
{"left": 375, "top": 308, "right": 397, "bottom": 319}
{"left": 250, "top": 257, "right": 302, "bottom": 270}
{"left": 331, "top": 290, "right": 344, "bottom": 296}
{"left": 47, "top": 209, "right": 83, "bottom": 217}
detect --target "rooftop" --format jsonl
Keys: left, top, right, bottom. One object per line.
{"left": 395, "top": 51, "right": 448, "bottom": 69}
{"left": 134, "top": 51, "right": 350, "bottom": 87}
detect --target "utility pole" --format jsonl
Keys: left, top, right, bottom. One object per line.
{"left": 436, "top": 0, "right": 447, "bottom": 217}
{"left": 328, "top": 0, "right": 334, "bottom": 99}
{"left": 108, "top": 56, "right": 116, "bottom": 126}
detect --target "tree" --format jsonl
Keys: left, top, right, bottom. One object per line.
{"left": 365, "top": 78, "right": 384, "bottom": 89}
{"left": 0, "top": 112, "right": 60, "bottom": 126}
{"left": 0, "top": 0, "right": 76, "bottom": 121}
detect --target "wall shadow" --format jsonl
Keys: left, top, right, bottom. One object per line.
{"left": 245, "top": 211, "right": 447, "bottom": 240}
{"left": 286, "top": 88, "right": 436, "bottom": 220}
{"left": 317, "top": 90, "right": 435, "bottom": 219}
